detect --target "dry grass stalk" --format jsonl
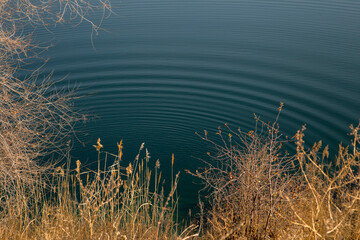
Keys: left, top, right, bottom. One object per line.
{"left": 0, "top": 141, "right": 199, "bottom": 239}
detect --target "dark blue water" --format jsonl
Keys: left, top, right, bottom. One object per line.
{"left": 22, "top": 0, "right": 360, "bottom": 215}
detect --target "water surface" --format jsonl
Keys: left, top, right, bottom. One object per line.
{"left": 24, "top": 0, "right": 360, "bottom": 215}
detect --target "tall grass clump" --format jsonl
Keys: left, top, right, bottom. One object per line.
{"left": 0, "top": 140, "right": 199, "bottom": 239}
{"left": 193, "top": 104, "right": 360, "bottom": 239}
{"left": 0, "top": 0, "right": 110, "bottom": 217}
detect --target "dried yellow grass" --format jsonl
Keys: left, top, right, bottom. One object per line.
{"left": 0, "top": 141, "right": 199, "bottom": 239}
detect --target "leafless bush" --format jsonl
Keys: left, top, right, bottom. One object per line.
{"left": 193, "top": 104, "right": 360, "bottom": 239}
{"left": 191, "top": 105, "right": 295, "bottom": 239}
{"left": 280, "top": 123, "right": 360, "bottom": 239}
{"left": 0, "top": 0, "right": 110, "bottom": 207}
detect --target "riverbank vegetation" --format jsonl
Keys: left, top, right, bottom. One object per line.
{"left": 1, "top": 1, "right": 360, "bottom": 239}
{"left": 193, "top": 107, "right": 360, "bottom": 239}
{"left": 0, "top": 0, "right": 110, "bottom": 206}
{"left": 2, "top": 108, "right": 360, "bottom": 239}
{"left": 0, "top": 140, "right": 198, "bottom": 239}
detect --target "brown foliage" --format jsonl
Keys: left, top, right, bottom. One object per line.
{"left": 193, "top": 107, "right": 294, "bottom": 239}
{"left": 194, "top": 106, "right": 360, "bottom": 239}
{"left": 280, "top": 123, "right": 360, "bottom": 239}
{"left": 0, "top": 0, "right": 110, "bottom": 212}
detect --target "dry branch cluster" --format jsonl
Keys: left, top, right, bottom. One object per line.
{"left": 0, "top": 0, "right": 110, "bottom": 201}
{"left": 193, "top": 108, "right": 360, "bottom": 240}
{"left": 192, "top": 110, "right": 293, "bottom": 239}
{"left": 283, "top": 124, "right": 360, "bottom": 239}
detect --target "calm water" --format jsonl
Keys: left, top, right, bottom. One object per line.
{"left": 22, "top": 0, "right": 360, "bottom": 214}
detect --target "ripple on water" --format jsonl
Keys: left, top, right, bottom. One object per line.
{"left": 18, "top": 0, "right": 360, "bottom": 215}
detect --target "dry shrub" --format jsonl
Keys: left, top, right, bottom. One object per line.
{"left": 193, "top": 104, "right": 360, "bottom": 240}
{"left": 0, "top": 1, "right": 199, "bottom": 238}
{"left": 192, "top": 105, "right": 294, "bottom": 239}
{"left": 280, "top": 123, "right": 360, "bottom": 239}
{"left": 0, "top": 140, "right": 199, "bottom": 239}
{"left": 0, "top": 0, "right": 110, "bottom": 210}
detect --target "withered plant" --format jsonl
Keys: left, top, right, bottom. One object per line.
{"left": 280, "top": 123, "right": 360, "bottom": 239}
{"left": 192, "top": 104, "right": 294, "bottom": 239}
{"left": 0, "top": 0, "right": 111, "bottom": 212}
{"left": 0, "top": 140, "right": 199, "bottom": 239}
{"left": 193, "top": 104, "right": 360, "bottom": 239}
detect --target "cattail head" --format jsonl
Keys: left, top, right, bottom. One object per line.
{"left": 117, "top": 140, "right": 123, "bottom": 161}
{"left": 126, "top": 163, "right": 132, "bottom": 175}
{"left": 146, "top": 148, "right": 150, "bottom": 162}
{"left": 156, "top": 159, "right": 160, "bottom": 169}
{"left": 112, "top": 168, "right": 117, "bottom": 177}
{"left": 322, "top": 145, "right": 329, "bottom": 160}
{"left": 76, "top": 160, "right": 81, "bottom": 173}
{"left": 140, "top": 142, "right": 145, "bottom": 151}
{"left": 55, "top": 166, "right": 64, "bottom": 177}
{"left": 93, "top": 138, "right": 103, "bottom": 151}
